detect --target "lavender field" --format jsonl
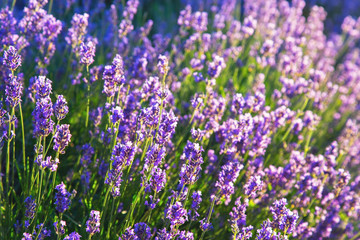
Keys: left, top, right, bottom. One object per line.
{"left": 1, "top": 0, "right": 360, "bottom": 239}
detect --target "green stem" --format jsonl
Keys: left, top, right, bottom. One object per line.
{"left": 85, "top": 66, "right": 90, "bottom": 128}
{"left": 48, "top": 0, "right": 53, "bottom": 13}
{"left": 19, "top": 104, "right": 27, "bottom": 187}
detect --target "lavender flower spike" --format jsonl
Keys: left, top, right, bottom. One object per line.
{"left": 3, "top": 46, "right": 21, "bottom": 71}
{"left": 53, "top": 124, "right": 72, "bottom": 154}
{"left": 86, "top": 210, "right": 101, "bottom": 236}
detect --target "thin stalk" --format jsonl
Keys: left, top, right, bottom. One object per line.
{"left": 85, "top": 65, "right": 90, "bottom": 128}
{"left": 19, "top": 104, "right": 27, "bottom": 186}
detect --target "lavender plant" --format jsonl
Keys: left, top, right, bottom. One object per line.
{"left": 0, "top": 0, "right": 360, "bottom": 239}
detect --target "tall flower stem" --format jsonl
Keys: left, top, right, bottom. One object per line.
{"left": 85, "top": 65, "right": 90, "bottom": 128}
{"left": 19, "top": 103, "right": 27, "bottom": 186}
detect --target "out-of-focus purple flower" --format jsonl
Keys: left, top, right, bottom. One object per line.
{"left": 178, "top": 5, "right": 192, "bottom": 28}
{"left": 244, "top": 175, "right": 263, "bottom": 198}
{"left": 134, "top": 222, "right": 151, "bottom": 240}
{"left": 63, "top": 232, "right": 82, "bottom": 240}
{"left": 177, "top": 230, "right": 194, "bottom": 240}
{"left": 231, "top": 93, "right": 245, "bottom": 115}
{"left": 54, "top": 220, "right": 66, "bottom": 235}
{"left": 36, "top": 223, "right": 51, "bottom": 240}
{"left": 158, "top": 54, "right": 170, "bottom": 75}
{"left": 256, "top": 219, "right": 274, "bottom": 240}
{"left": 66, "top": 13, "right": 89, "bottom": 49}
{"left": 270, "top": 199, "right": 298, "bottom": 234}
{"left": 155, "top": 228, "right": 171, "bottom": 240}
{"left": 123, "top": 0, "right": 140, "bottom": 20}
{"left": 119, "top": 227, "right": 138, "bottom": 240}
{"left": 79, "top": 40, "right": 96, "bottom": 66}
{"left": 188, "top": 191, "right": 202, "bottom": 221}
{"left": 5, "top": 75, "right": 23, "bottom": 108}
{"left": 53, "top": 95, "right": 69, "bottom": 121}
{"left": 236, "top": 226, "right": 253, "bottom": 240}
{"left": 167, "top": 202, "right": 188, "bottom": 227}
{"left": 22, "top": 233, "right": 33, "bottom": 240}
{"left": 3, "top": 46, "right": 21, "bottom": 71}
{"left": 208, "top": 55, "right": 225, "bottom": 78}
{"left": 102, "top": 55, "right": 125, "bottom": 97}
{"left": 200, "top": 218, "right": 213, "bottom": 232}
{"left": 86, "top": 210, "right": 101, "bottom": 235}
{"left": 55, "top": 182, "right": 72, "bottom": 213}
{"left": 53, "top": 124, "right": 71, "bottom": 154}
{"left": 242, "top": 16, "right": 257, "bottom": 37}
{"left": 24, "top": 196, "right": 36, "bottom": 220}
{"left": 35, "top": 155, "right": 59, "bottom": 171}
{"left": 229, "top": 197, "right": 249, "bottom": 234}
{"left": 191, "top": 11, "right": 208, "bottom": 32}
{"left": 111, "top": 106, "right": 124, "bottom": 124}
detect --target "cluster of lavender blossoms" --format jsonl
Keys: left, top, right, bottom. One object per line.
{"left": 1, "top": 0, "right": 360, "bottom": 239}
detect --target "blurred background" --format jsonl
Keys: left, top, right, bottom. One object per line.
{"left": 5, "top": 0, "right": 360, "bottom": 35}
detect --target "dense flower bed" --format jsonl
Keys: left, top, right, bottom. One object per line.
{"left": 0, "top": 0, "right": 360, "bottom": 239}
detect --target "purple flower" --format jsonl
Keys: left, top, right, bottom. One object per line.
{"left": 102, "top": 55, "right": 125, "bottom": 97}
{"left": 134, "top": 222, "right": 151, "bottom": 240}
{"left": 105, "top": 141, "right": 136, "bottom": 197}
{"left": 35, "top": 155, "right": 59, "bottom": 171}
{"left": 86, "top": 210, "right": 101, "bottom": 235}
{"left": 188, "top": 191, "right": 202, "bottom": 221}
{"left": 144, "top": 144, "right": 165, "bottom": 171}
{"left": 22, "top": 233, "right": 33, "bottom": 240}
{"left": 177, "top": 230, "right": 194, "bottom": 240}
{"left": 24, "top": 196, "right": 36, "bottom": 219}
{"left": 53, "top": 124, "right": 71, "bottom": 154}
{"left": 119, "top": 227, "right": 138, "bottom": 240}
{"left": 236, "top": 226, "right": 253, "bottom": 240}
{"left": 54, "top": 182, "right": 72, "bottom": 213}
{"left": 54, "top": 220, "right": 66, "bottom": 235}
{"left": 149, "top": 166, "right": 166, "bottom": 194}
{"left": 244, "top": 175, "right": 263, "bottom": 198}
{"left": 155, "top": 228, "right": 171, "bottom": 240}
{"left": 3, "top": 46, "right": 21, "bottom": 71}
{"left": 34, "top": 76, "right": 52, "bottom": 99}
{"left": 167, "top": 202, "right": 188, "bottom": 226}
{"left": 191, "top": 11, "right": 208, "bottom": 32}
{"left": 66, "top": 13, "right": 89, "bottom": 49}
{"left": 157, "top": 110, "right": 178, "bottom": 145}
{"left": 53, "top": 95, "right": 69, "bottom": 120}
{"left": 229, "top": 197, "right": 248, "bottom": 233}
{"left": 242, "top": 16, "right": 257, "bottom": 37}
{"left": 200, "top": 218, "right": 213, "bottom": 232}
{"left": 208, "top": 55, "right": 225, "bottom": 78}
{"left": 256, "top": 219, "right": 274, "bottom": 240}
{"left": 32, "top": 96, "right": 54, "bottom": 137}
{"left": 158, "top": 54, "right": 170, "bottom": 75}
{"left": 179, "top": 141, "right": 204, "bottom": 185}
{"left": 111, "top": 106, "right": 124, "bottom": 124}
{"left": 64, "top": 232, "right": 82, "bottom": 240}
{"left": 79, "top": 40, "right": 96, "bottom": 66}
{"left": 270, "top": 199, "right": 298, "bottom": 234}
{"left": 35, "top": 223, "right": 51, "bottom": 240}
{"left": 215, "top": 161, "right": 243, "bottom": 205}
{"left": 5, "top": 75, "right": 23, "bottom": 108}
